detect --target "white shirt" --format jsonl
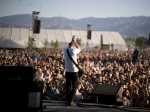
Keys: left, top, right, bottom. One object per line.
{"left": 63, "top": 47, "right": 80, "bottom": 72}
{"left": 34, "top": 72, "right": 44, "bottom": 80}
{"left": 75, "top": 89, "right": 83, "bottom": 99}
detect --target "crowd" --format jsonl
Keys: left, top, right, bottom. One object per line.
{"left": 0, "top": 48, "right": 150, "bottom": 107}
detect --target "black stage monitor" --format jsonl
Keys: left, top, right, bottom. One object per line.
{"left": 91, "top": 84, "right": 122, "bottom": 104}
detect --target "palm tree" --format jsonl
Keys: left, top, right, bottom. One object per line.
{"left": 27, "top": 36, "right": 34, "bottom": 51}
{"left": 76, "top": 38, "right": 82, "bottom": 46}
{"left": 44, "top": 39, "right": 48, "bottom": 49}
{"left": 111, "top": 44, "right": 114, "bottom": 50}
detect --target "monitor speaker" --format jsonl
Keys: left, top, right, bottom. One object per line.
{"left": 33, "top": 20, "right": 41, "bottom": 34}
{"left": 87, "top": 30, "right": 91, "bottom": 39}
{"left": 91, "top": 84, "right": 123, "bottom": 105}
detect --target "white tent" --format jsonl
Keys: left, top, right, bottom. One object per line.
{"left": 0, "top": 28, "right": 126, "bottom": 50}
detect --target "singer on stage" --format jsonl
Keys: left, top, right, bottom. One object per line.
{"left": 63, "top": 35, "right": 81, "bottom": 106}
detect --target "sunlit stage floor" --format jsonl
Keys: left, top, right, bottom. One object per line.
{"left": 42, "top": 100, "right": 150, "bottom": 112}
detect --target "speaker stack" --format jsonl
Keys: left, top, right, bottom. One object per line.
{"left": 33, "top": 20, "right": 41, "bottom": 34}
{"left": 87, "top": 30, "right": 91, "bottom": 39}
{"left": 0, "top": 66, "right": 43, "bottom": 112}
{"left": 87, "top": 24, "right": 92, "bottom": 40}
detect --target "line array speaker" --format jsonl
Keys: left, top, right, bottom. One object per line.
{"left": 33, "top": 20, "right": 41, "bottom": 34}
{"left": 87, "top": 30, "right": 91, "bottom": 39}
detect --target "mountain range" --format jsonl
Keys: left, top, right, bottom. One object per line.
{"left": 0, "top": 14, "right": 150, "bottom": 38}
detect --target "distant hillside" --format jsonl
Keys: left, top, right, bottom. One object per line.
{"left": 0, "top": 14, "right": 150, "bottom": 38}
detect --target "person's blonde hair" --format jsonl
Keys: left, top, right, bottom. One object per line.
{"left": 37, "top": 68, "right": 43, "bottom": 73}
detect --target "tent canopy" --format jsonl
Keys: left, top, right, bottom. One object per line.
{"left": 0, "top": 28, "right": 126, "bottom": 50}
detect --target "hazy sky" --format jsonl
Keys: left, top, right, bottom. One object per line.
{"left": 0, "top": 0, "right": 150, "bottom": 19}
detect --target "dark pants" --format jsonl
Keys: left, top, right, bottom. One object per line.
{"left": 132, "top": 57, "right": 137, "bottom": 64}
{"left": 65, "top": 72, "right": 78, "bottom": 102}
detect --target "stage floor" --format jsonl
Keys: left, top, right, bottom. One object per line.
{"left": 43, "top": 106, "right": 126, "bottom": 112}
{"left": 42, "top": 101, "right": 150, "bottom": 112}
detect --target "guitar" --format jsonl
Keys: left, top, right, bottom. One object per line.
{"left": 48, "top": 55, "right": 85, "bottom": 77}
